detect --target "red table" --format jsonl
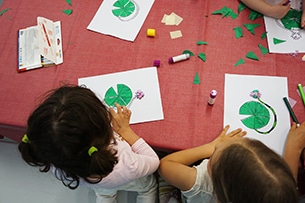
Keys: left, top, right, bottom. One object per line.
{"left": 1, "top": 0, "right": 304, "bottom": 151}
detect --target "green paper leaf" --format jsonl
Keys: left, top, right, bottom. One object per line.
{"left": 246, "top": 51, "right": 259, "bottom": 60}
{"left": 183, "top": 50, "right": 195, "bottom": 56}
{"left": 63, "top": 9, "right": 73, "bottom": 15}
{"left": 243, "top": 23, "right": 261, "bottom": 35}
{"left": 104, "top": 84, "right": 133, "bottom": 107}
{"left": 198, "top": 52, "right": 206, "bottom": 62}
{"left": 258, "top": 44, "right": 268, "bottom": 55}
{"left": 197, "top": 41, "right": 208, "bottom": 45}
{"left": 238, "top": 2, "right": 247, "bottom": 13}
{"left": 193, "top": 72, "right": 200, "bottom": 84}
{"left": 66, "top": 0, "right": 72, "bottom": 6}
{"left": 233, "top": 26, "right": 243, "bottom": 38}
{"left": 249, "top": 10, "right": 263, "bottom": 20}
{"left": 273, "top": 38, "right": 286, "bottom": 45}
{"left": 261, "top": 32, "right": 267, "bottom": 40}
{"left": 234, "top": 58, "right": 245, "bottom": 66}
{"left": 112, "top": 0, "right": 135, "bottom": 17}
{"left": 281, "top": 9, "right": 302, "bottom": 29}
{"left": 239, "top": 101, "right": 270, "bottom": 129}
{"left": 0, "top": 8, "right": 11, "bottom": 16}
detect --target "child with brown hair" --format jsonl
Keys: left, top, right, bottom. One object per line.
{"left": 18, "top": 85, "right": 159, "bottom": 203}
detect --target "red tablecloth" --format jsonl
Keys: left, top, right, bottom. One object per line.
{"left": 0, "top": 0, "right": 304, "bottom": 151}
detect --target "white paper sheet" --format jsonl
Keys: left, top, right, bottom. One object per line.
{"left": 264, "top": 0, "right": 305, "bottom": 53}
{"left": 78, "top": 67, "right": 164, "bottom": 124}
{"left": 87, "top": 0, "right": 154, "bottom": 42}
{"left": 224, "top": 74, "right": 290, "bottom": 155}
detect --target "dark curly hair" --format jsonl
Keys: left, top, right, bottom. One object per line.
{"left": 18, "top": 85, "right": 118, "bottom": 189}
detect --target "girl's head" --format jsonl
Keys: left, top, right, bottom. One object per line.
{"left": 210, "top": 138, "right": 298, "bottom": 203}
{"left": 18, "top": 85, "right": 118, "bottom": 189}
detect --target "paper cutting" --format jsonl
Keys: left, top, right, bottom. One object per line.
{"left": 234, "top": 58, "right": 245, "bottom": 66}
{"left": 239, "top": 90, "right": 277, "bottom": 134}
{"left": 112, "top": 0, "right": 139, "bottom": 21}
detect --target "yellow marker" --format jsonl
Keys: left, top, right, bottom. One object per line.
{"left": 147, "top": 28, "right": 156, "bottom": 37}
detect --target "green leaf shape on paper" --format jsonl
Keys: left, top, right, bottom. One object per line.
{"left": 273, "top": 38, "right": 286, "bottom": 45}
{"left": 281, "top": 9, "right": 302, "bottom": 30}
{"left": 239, "top": 101, "right": 270, "bottom": 129}
{"left": 104, "top": 84, "right": 133, "bottom": 107}
{"left": 112, "top": 0, "right": 135, "bottom": 18}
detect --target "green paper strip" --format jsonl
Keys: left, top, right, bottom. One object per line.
{"left": 233, "top": 26, "right": 243, "bottom": 38}
{"left": 66, "top": 0, "right": 72, "bottom": 6}
{"left": 243, "top": 23, "right": 261, "bottom": 35}
{"left": 258, "top": 44, "right": 268, "bottom": 55}
{"left": 273, "top": 38, "right": 286, "bottom": 45}
{"left": 261, "top": 32, "right": 267, "bottom": 40}
{"left": 249, "top": 10, "right": 263, "bottom": 20}
{"left": 183, "top": 50, "right": 195, "bottom": 56}
{"left": 63, "top": 9, "right": 73, "bottom": 15}
{"left": 246, "top": 51, "right": 259, "bottom": 60}
{"left": 234, "top": 58, "right": 245, "bottom": 66}
{"left": 0, "top": 8, "right": 11, "bottom": 16}
{"left": 193, "top": 72, "right": 200, "bottom": 84}
{"left": 238, "top": 2, "right": 247, "bottom": 13}
{"left": 197, "top": 41, "right": 208, "bottom": 45}
{"left": 198, "top": 52, "right": 206, "bottom": 62}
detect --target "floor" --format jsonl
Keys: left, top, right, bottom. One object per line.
{"left": 0, "top": 137, "right": 137, "bottom": 203}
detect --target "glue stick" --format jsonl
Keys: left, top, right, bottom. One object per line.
{"left": 208, "top": 90, "right": 217, "bottom": 105}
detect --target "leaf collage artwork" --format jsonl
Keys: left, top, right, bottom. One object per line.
{"left": 239, "top": 90, "right": 277, "bottom": 134}
{"left": 103, "top": 84, "right": 144, "bottom": 108}
{"left": 112, "top": 0, "right": 139, "bottom": 21}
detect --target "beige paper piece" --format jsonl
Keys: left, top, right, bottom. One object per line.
{"left": 162, "top": 12, "right": 183, "bottom": 26}
{"left": 170, "top": 30, "right": 182, "bottom": 39}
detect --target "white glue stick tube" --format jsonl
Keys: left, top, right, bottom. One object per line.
{"left": 168, "top": 53, "right": 190, "bottom": 64}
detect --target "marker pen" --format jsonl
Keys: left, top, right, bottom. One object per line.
{"left": 168, "top": 53, "right": 190, "bottom": 64}
{"left": 208, "top": 90, "right": 217, "bottom": 105}
{"left": 298, "top": 83, "right": 305, "bottom": 106}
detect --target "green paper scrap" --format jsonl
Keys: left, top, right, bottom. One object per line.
{"left": 197, "top": 41, "right": 208, "bottom": 45}
{"left": 66, "top": 0, "right": 72, "bottom": 6}
{"left": 233, "top": 26, "right": 243, "bottom": 38}
{"left": 258, "top": 44, "right": 268, "bottom": 55}
{"left": 243, "top": 23, "right": 261, "bottom": 35}
{"left": 249, "top": 10, "right": 263, "bottom": 20}
{"left": 183, "top": 50, "right": 195, "bottom": 56}
{"left": 261, "top": 32, "right": 267, "bottom": 40}
{"left": 193, "top": 72, "right": 200, "bottom": 84}
{"left": 234, "top": 58, "right": 245, "bottom": 66}
{"left": 212, "top": 6, "right": 238, "bottom": 19}
{"left": 273, "top": 38, "right": 286, "bottom": 45}
{"left": 0, "top": 8, "right": 11, "bottom": 16}
{"left": 246, "top": 51, "right": 259, "bottom": 61}
{"left": 63, "top": 9, "right": 73, "bottom": 15}
{"left": 198, "top": 52, "right": 206, "bottom": 62}
{"left": 238, "top": 2, "right": 247, "bottom": 13}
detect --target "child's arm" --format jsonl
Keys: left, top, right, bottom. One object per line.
{"left": 283, "top": 122, "right": 305, "bottom": 181}
{"left": 158, "top": 126, "right": 246, "bottom": 191}
{"left": 302, "top": 0, "right": 305, "bottom": 28}
{"left": 240, "top": 0, "right": 290, "bottom": 19}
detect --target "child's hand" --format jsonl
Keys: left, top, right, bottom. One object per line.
{"left": 269, "top": 0, "right": 290, "bottom": 19}
{"left": 109, "top": 103, "right": 132, "bottom": 134}
{"left": 210, "top": 125, "right": 247, "bottom": 150}
{"left": 301, "top": 12, "right": 305, "bottom": 28}
{"left": 286, "top": 122, "right": 305, "bottom": 152}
